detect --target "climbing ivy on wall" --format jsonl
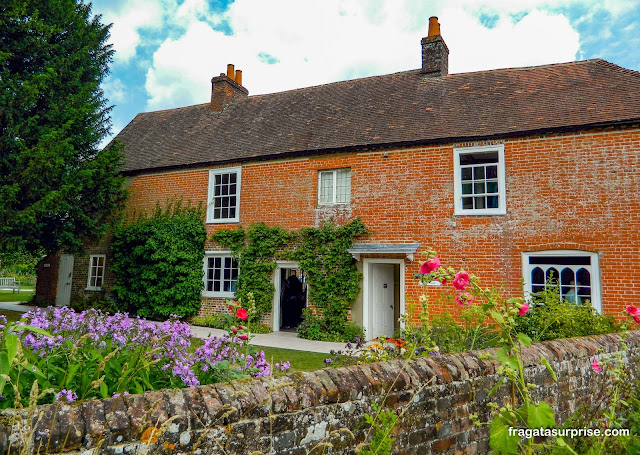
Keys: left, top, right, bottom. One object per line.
{"left": 110, "top": 200, "right": 206, "bottom": 318}
{"left": 293, "top": 218, "right": 369, "bottom": 339}
{"left": 212, "top": 218, "right": 368, "bottom": 339}
{"left": 212, "top": 223, "right": 291, "bottom": 321}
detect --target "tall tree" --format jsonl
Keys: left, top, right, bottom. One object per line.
{"left": 0, "top": 0, "right": 126, "bottom": 256}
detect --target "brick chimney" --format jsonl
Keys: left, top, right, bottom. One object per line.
{"left": 210, "top": 64, "right": 248, "bottom": 112}
{"left": 421, "top": 17, "right": 448, "bottom": 76}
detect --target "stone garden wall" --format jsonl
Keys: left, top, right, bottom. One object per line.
{"left": 1, "top": 331, "right": 639, "bottom": 454}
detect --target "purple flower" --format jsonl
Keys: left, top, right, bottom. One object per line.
{"left": 55, "top": 389, "right": 78, "bottom": 403}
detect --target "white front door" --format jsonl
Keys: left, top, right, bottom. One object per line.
{"left": 56, "top": 254, "right": 74, "bottom": 307}
{"left": 370, "top": 263, "right": 395, "bottom": 340}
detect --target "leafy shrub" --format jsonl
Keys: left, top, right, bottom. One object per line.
{"left": 192, "top": 313, "right": 272, "bottom": 333}
{"left": 297, "top": 308, "right": 364, "bottom": 342}
{"left": 110, "top": 200, "right": 206, "bottom": 318}
{"left": 514, "top": 287, "right": 623, "bottom": 342}
{"left": 70, "top": 292, "right": 115, "bottom": 313}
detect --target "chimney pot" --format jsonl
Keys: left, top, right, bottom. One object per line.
{"left": 226, "top": 64, "right": 235, "bottom": 79}
{"left": 235, "top": 69, "right": 242, "bottom": 86}
{"left": 428, "top": 16, "right": 440, "bottom": 36}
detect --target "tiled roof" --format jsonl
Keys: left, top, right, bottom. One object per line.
{"left": 115, "top": 59, "right": 640, "bottom": 174}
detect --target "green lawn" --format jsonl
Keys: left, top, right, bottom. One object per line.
{"left": 0, "top": 290, "right": 34, "bottom": 303}
{"left": 256, "top": 345, "right": 331, "bottom": 373}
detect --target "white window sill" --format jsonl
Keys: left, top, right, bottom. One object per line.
{"left": 206, "top": 218, "right": 240, "bottom": 224}
{"left": 202, "top": 291, "right": 235, "bottom": 299}
{"left": 84, "top": 287, "right": 103, "bottom": 292}
{"left": 454, "top": 209, "right": 507, "bottom": 216}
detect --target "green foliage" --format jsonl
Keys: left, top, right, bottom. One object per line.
{"left": 294, "top": 218, "right": 368, "bottom": 340}
{"left": 212, "top": 219, "right": 367, "bottom": 338}
{"left": 360, "top": 401, "right": 399, "bottom": 455}
{"left": 70, "top": 292, "right": 114, "bottom": 314}
{"left": 110, "top": 200, "right": 206, "bottom": 318}
{"left": 0, "top": 0, "right": 127, "bottom": 256}
{"left": 213, "top": 223, "right": 291, "bottom": 320}
{"left": 514, "top": 287, "right": 623, "bottom": 342}
{"left": 296, "top": 308, "right": 363, "bottom": 342}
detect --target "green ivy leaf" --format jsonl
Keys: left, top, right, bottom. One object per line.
{"left": 489, "top": 413, "right": 520, "bottom": 454}
{"left": 527, "top": 402, "right": 556, "bottom": 429}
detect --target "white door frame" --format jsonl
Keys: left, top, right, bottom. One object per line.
{"left": 362, "top": 258, "right": 405, "bottom": 341}
{"left": 271, "top": 261, "right": 301, "bottom": 332}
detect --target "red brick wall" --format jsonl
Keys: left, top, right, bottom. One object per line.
{"left": 125, "top": 127, "right": 640, "bottom": 319}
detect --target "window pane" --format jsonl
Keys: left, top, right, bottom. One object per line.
{"left": 473, "top": 166, "right": 484, "bottom": 180}
{"left": 474, "top": 182, "right": 485, "bottom": 194}
{"left": 215, "top": 175, "right": 221, "bottom": 185}
{"left": 461, "top": 183, "right": 472, "bottom": 194}
{"left": 335, "top": 169, "right": 351, "bottom": 203}
{"left": 319, "top": 172, "right": 334, "bottom": 203}
{"left": 474, "top": 197, "right": 485, "bottom": 209}
{"left": 576, "top": 268, "right": 591, "bottom": 287}
{"left": 560, "top": 268, "right": 574, "bottom": 287}
{"left": 460, "top": 151, "right": 498, "bottom": 165}
{"left": 486, "top": 181, "right": 498, "bottom": 193}
{"left": 545, "top": 267, "right": 559, "bottom": 285}
{"left": 486, "top": 196, "right": 499, "bottom": 208}
{"left": 462, "top": 197, "right": 473, "bottom": 209}
{"left": 486, "top": 165, "right": 498, "bottom": 179}
{"left": 221, "top": 174, "right": 229, "bottom": 185}
{"left": 230, "top": 173, "right": 237, "bottom": 184}
{"left": 461, "top": 168, "right": 472, "bottom": 180}
{"left": 531, "top": 267, "right": 544, "bottom": 285}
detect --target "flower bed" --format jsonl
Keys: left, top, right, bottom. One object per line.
{"left": 0, "top": 305, "right": 287, "bottom": 409}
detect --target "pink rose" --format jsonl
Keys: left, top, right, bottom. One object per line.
{"left": 452, "top": 271, "right": 470, "bottom": 290}
{"left": 238, "top": 325, "right": 244, "bottom": 330}
{"left": 420, "top": 256, "right": 441, "bottom": 275}
{"left": 231, "top": 327, "right": 237, "bottom": 334}
{"left": 633, "top": 315, "right": 640, "bottom": 325}
{"left": 591, "top": 358, "right": 601, "bottom": 373}
{"left": 236, "top": 308, "right": 248, "bottom": 321}
{"left": 228, "top": 304, "right": 233, "bottom": 311}
{"left": 239, "top": 335, "right": 248, "bottom": 341}
{"left": 455, "top": 292, "right": 473, "bottom": 306}
{"left": 626, "top": 305, "right": 639, "bottom": 316}
{"left": 519, "top": 302, "right": 530, "bottom": 316}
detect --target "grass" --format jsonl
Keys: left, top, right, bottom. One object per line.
{"left": 0, "top": 290, "right": 34, "bottom": 303}
{"left": 256, "top": 345, "right": 331, "bottom": 372}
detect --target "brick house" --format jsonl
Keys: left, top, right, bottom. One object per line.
{"left": 39, "top": 18, "right": 640, "bottom": 340}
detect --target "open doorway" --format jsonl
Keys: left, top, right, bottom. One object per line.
{"left": 272, "top": 262, "right": 307, "bottom": 331}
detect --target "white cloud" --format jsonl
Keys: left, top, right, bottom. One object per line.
{"left": 101, "top": 0, "right": 167, "bottom": 64}
{"left": 443, "top": 8, "right": 580, "bottom": 73}
{"left": 102, "top": 76, "right": 127, "bottom": 104}
{"left": 143, "top": 0, "right": 581, "bottom": 112}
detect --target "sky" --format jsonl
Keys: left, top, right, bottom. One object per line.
{"left": 90, "top": 0, "right": 640, "bottom": 146}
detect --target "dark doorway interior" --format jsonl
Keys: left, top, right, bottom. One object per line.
{"left": 279, "top": 268, "right": 307, "bottom": 330}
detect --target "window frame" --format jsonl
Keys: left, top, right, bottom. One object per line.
{"left": 202, "top": 251, "right": 239, "bottom": 298}
{"left": 86, "top": 254, "right": 106, "bottom": 291}
{"left": 317, "top": 168, "right": 351, "bottom": 206}
{"left": 453, "top": 144, "right": 506, "bottom": 216}
{"left": 521, "top": 250, "right": 602, "bottom": 312}
{"left": 206, "top": 166, "right": 242, "bottom": 224}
